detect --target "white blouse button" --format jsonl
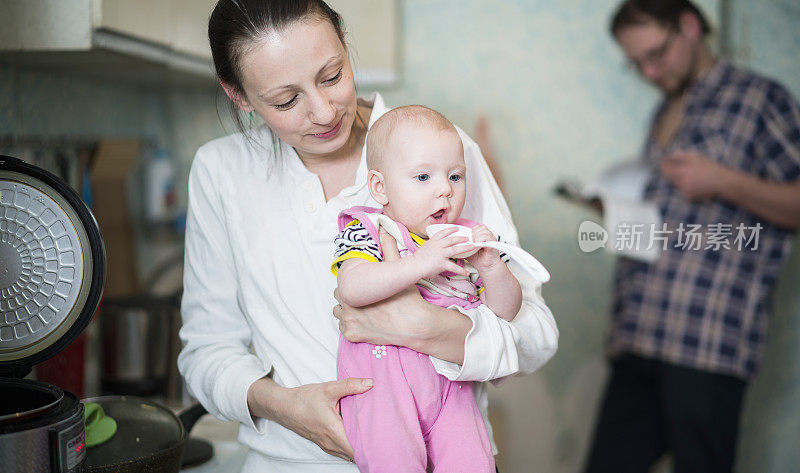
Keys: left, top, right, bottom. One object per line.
{"left": 302, "top": 180, "right": 313, "bottom": 191}
{"left": 305, "top": 202, "right": 317, "bottom": 213}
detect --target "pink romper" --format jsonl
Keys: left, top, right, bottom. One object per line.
{"left": 331, "top": 206, "right": 495, "bottom": 473}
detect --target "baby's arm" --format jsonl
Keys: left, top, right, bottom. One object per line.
{"left": 337, "top": 257, "right": 422, "bottom": 307}
{"left": 337, "top": 228, "right": 471, "bottom": 307}
{"left": 469, "top": 225, "right": 523, "bottom": 321}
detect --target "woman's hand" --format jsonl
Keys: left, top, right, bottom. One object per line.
{"left": 333, "top": 231, "right": 471, "bottom": 363}
{"left": 247, "top": 376, "right": 372, "bottom": 462}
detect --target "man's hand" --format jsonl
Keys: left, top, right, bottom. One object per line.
{"left": 660, "top": 151, "right": 730, "bottom": 202}
{"left": 661, "top": 150, "right": 800, "bottom": 229}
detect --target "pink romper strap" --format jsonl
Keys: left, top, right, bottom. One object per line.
{"left": 338, "top": 206, "right": 418, "bottom": 254}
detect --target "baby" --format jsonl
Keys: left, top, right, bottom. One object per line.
{"left": 330, "top": 105, "right": 522, "bottom": 472}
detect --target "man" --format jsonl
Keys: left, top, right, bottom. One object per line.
{"left": 584, "top": 1, "right": 800, "bottom": 472}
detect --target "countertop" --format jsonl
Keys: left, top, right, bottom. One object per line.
{"left": 181, "top": 414, "right": 248, "bottom": 472}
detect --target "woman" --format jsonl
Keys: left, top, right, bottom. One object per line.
{"left": 178, "top": 1, "right": 558, "bottom": 471}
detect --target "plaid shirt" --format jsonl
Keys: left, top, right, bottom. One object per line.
{"left": 609, "top": 60, "right": 800, "bottom": 380}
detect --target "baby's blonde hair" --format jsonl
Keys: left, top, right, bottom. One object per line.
{"left": 366, "top": 105, "right": 458, "bottom": 171}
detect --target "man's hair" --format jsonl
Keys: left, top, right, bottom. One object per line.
{"left": 366, "top": 105, "right": 458, "bottom": 171}
{"left": 610, "top": 0, "right": 711, "bottom": 37}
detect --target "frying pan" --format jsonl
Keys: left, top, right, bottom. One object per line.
{"left": 82, "top": 396, "right": 207, "bottom": 473}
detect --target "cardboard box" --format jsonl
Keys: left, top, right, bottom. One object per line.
{"left": 90, "top": 139, "right": 141, "bottom": 297}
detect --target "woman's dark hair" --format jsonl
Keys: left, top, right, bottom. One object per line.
{"left": 610, "top": 0, "right": 711, "bottom": 37}
{"left": 208, "top": 0, "right": 346, "bottom": 134}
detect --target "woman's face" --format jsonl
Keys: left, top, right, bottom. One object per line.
{"left": 232, "top": 17, "right": 358, "bottom": 159}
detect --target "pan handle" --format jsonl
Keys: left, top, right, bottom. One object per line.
{"left": 178, "top": 402, "right": 208, "bottom": 434}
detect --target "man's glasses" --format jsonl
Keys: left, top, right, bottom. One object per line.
{"left": 626, "top": 29, "right": 677, "bottom": 72}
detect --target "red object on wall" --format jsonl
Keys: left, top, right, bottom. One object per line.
{"left": 37, "top": 333, "right": 87, "bottom": 398}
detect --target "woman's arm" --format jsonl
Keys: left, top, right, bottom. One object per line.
{"left": 246, "top": 376, "right": 372, "bottom": 461}
{"left": 336, "top": 291, "right": 473, "bottom": 364}
{"left": 178, "top": 148, "right": 371, "bottom": 460}
{"left": 334, "top": 228, "right": 555, "bottom": 377}
{"left": 335, "top": 231, "right": 473, "bottom": 363}
{"left": 178, "top": 150, "right": 271, "bottom": 430}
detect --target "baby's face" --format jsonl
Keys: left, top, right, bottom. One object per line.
{"left": 379, "top": 125, "right": 466, "bottom": 237}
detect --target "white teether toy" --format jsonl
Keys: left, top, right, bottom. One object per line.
{"left": 426, "top": 223, "right": 479, "bottom": 257}
{"left": 425, "top": 224, "right": 551, "bottom": 283}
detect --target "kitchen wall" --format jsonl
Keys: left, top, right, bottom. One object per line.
{"left": 371, "top": 1, "right": 800, "bottom": 472}
{"left": 726, "top": 2, "right": 800, "bottom": 471}
{"left": 0, "top": 65, "right": 235, "bottom": 198}
{"left": 0, "top": 64, "right": 230, "bottom": 279}
{"left": 0, "top": 65, "right": 170, "bottom": 140}
{"left": 1, "top": 0, "right": 798, "bottom": 471}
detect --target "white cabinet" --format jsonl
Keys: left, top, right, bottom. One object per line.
{"left": 328, "top": 0, "right": 398, "bottom": 86}
{"left": 95, "top": 0, "right": 217, "bottom": 60}
{"left": 0, "top": 0, "right": 398, "bottom": 87}
{"left": 0, "top": 0, "right": 94, "bottom": 51}
{"left": 168, "top": 0, "right": 219, "bottom": 59}
{"left": 94, "top": 0, "right": 171, "bottom": 51}
{"left": 0, "top": 0, "right": 217, "bottom": 85}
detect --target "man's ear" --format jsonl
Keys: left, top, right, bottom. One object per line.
{"left": 367, "top": 169, "right": 389, "bottom": 205}
{"left": 678, "top": 10, "right": 702, "bottom": 40}
{"left": 221, "top": 81, "right": 255, "bottom": 113}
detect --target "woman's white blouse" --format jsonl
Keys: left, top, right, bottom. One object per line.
{"left": 178, "top": 93, "right": 558, "bottom": 468}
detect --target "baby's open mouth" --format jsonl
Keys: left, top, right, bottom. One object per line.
{"left": 431, "top": 209, "right": 446, "bottom": 221}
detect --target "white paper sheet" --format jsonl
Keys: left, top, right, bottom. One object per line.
{"left": 582, "top": 161, "right": 662, "bottom": 263}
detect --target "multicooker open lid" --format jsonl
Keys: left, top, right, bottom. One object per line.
{"left": 0, "top": 155, "right": 105, "bottom": 378}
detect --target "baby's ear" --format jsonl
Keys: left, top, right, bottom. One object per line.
{"left": 367, "top": 170, "right": 389, "bottom": 205}
{"left": 220, "top": 81, "right": 255, "bottom": 113}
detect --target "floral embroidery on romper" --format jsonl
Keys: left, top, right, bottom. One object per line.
{"left": 372, "top": 345, "right": 388, "bottom": 359}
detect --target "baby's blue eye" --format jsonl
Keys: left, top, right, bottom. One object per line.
{"left": 416, "top": 174, "right": 429, "bottom": 182}
{"left": 449, "top": 174, "right": 462, "bottom": 182}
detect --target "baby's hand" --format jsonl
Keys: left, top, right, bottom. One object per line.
{"left": 468, "top": 225, "right": 502, "bottom": 271}
{"left": 411, "top": 227, "right": 471, "bottom": 278}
